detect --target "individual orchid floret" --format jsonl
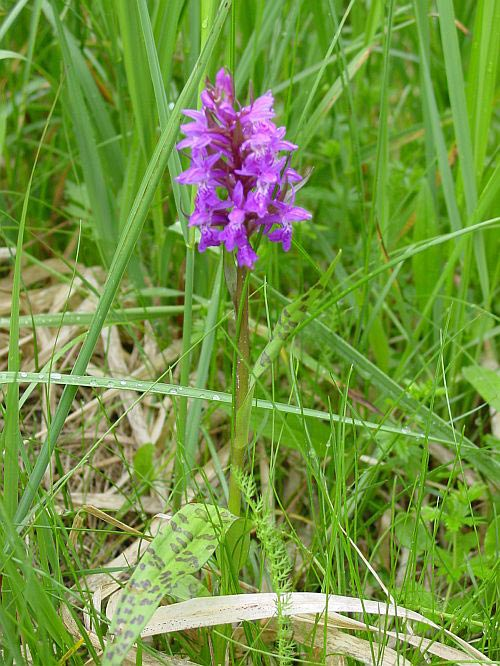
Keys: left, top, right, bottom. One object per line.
{"left": 176, "top": 68, "right": 311, "bottom": 269}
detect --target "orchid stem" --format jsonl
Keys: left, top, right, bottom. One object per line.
{"left": 228, "top": 266, "right": 252, "bottom": 517}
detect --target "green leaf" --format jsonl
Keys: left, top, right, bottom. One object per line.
{"left": 133, "top": 444, "right": 155, "bottom": 482}
{"left": 234, "top": 0, "right": 285, "bottom": 92}
{"left": 484, "top": 516, "right": 500, "bottom": 559}
{"left": 136, "top": 0, "right": 191, "bottom": 243}
{"left": 223, "top": 517, "right": 252, "bottom": 576}
{"left": 368, "top": 313, "right": 390, "bottom": 374}
{"left": 395, "top": 516, "right": 431, "bottom": 554}
{"left": 298, "top": 47, "right": 372, "bottom": 152}
{"left": 412, "top": 180, "right": 441, "bottom": 306}
{"left": 463, "top": 366, "right": 500, "bottom": 411}
{"left": 0, "top": 304, "right": 199, "bottom": 330}
{"left": 185, "top": 260, "right": 224, "bottom": 467}
{"left": 0, "top": 49, "right": 26, "bottom": 61}
{"left": 103, "top": 503, "right": 236, "bottom": 665}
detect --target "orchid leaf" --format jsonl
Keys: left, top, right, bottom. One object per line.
{"left": 102, "top": 504, "right": 235, "bottom": 666}
{"left": 103, "top": 503, "right": 236, "bottom": 665}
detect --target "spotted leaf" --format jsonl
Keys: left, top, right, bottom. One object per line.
{"left": 102, "top": 503, "right": 236, "bottom": 665}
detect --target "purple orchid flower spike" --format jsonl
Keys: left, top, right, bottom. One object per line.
{"left": 176, "top": 68, "right": 311, "bottom": 269}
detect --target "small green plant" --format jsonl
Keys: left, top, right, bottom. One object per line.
{"left": 422, "top": 483, "right": 487, "bottom": 585}
{"left": 238, "top": 470, "right": 295, "bottom": 665}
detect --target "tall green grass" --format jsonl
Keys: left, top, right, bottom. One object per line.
{"left": 1, "top": 0, "right": 498, "bottom": 663}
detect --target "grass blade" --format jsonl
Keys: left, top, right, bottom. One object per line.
{"left": 466, "top": 0, "right": 500, "bottom": 188}
{"left": 437, "top": 0, "right": 489, "bottom": 302}
{"left": 137, "top": 0, "right": 191, "bottom": 240}
{"left": 413, "top": 1, "right": 462, "bottom": 233}
{"left": 48, "top": 2, "right": 118, "bottom": 263}
{"left": 0, "top": 370, "right": 456, "bottom": 446}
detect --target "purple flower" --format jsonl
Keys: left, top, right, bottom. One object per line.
{"left": 176, "top": 68, "right": 311, "bottom": 269}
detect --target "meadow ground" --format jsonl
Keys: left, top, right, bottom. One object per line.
{"left": 0, "top": 1, "right": 499, "bottom": 664}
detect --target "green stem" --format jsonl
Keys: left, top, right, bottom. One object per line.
{"left": 228, "top": 266, "right": 252, "bottom": 516}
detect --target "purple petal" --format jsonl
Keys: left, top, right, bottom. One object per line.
{"left": 176, "top": 166, "right": 209, "bottom": 185}
{"left": 236, "top": 243, "right": 259, "bottom": 268}
{"left": 268, "top": 223, "right": 292, "bottom": 251}
{"left": 282, "top": 203, "right": 312, "bottom": 222}
{"left": 284, "top": 168, "right": 302, "bottom": 183}
{"left": 213, "top": 101, "right": 237, "bottom": 124}
{"left": 176, "top": 135, "right": 213, "bottom": 151}
{"left": 228, "top": 207, "right": 246, "bottom": 225}
{"left": 220, "top": 219, "right": 247, "bottom": 251}
{"left": 176, "top": 153, "right": 222, "bottom": 185}
{"left": 215, "top": 68, "right": 234, "bottom": 100}
{"left": 246, "top": 190, "right": 270, "bottom": 217}
{"left": 241, "top": 91, "right": 275, "bottom": 124}
{"left": 276, "top": 139, "right": 297, "bottom": 151}
{"left": 180, "top": 121, "right": 207, "bottom": 136}
{"left": 231, "top": 180, "right": 245, "bottom": 208}
{"left": 182, "top": 109, "right": 206, "bottom": 121}
{"left": 198, "top": 227, "right": 222, "bottom": 252}
{"left": 201, "top": 89, "right": 217, "bottom": 111}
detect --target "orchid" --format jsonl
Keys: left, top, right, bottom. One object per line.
{"left": 176, "top": 68, "right": 311, "bottom": 269}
